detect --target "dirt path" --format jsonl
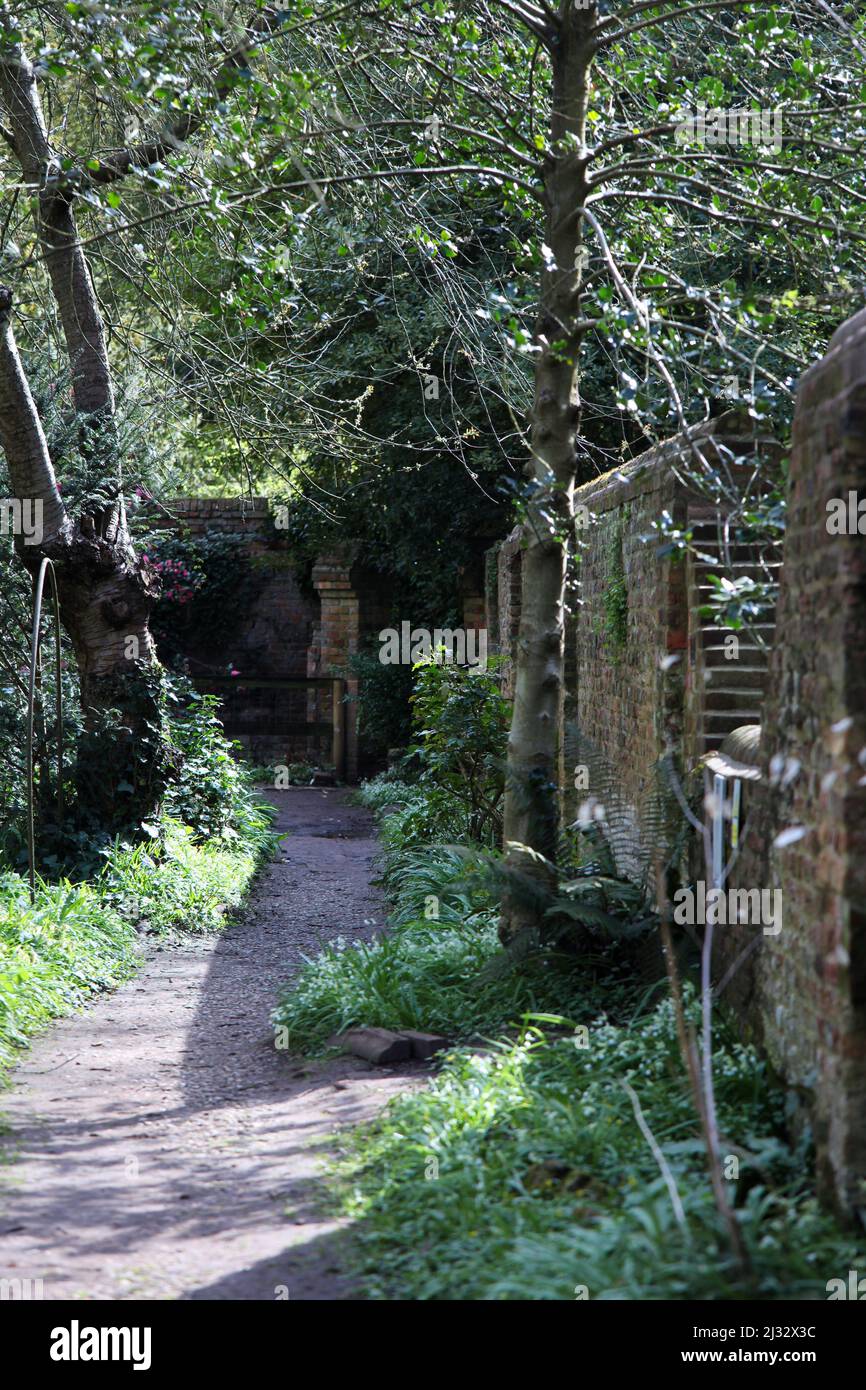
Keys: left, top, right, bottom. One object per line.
{"left": 0, "top": 788, "right": 419, "bottom": 1301}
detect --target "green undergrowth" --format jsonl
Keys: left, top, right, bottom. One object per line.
{"left": 0, "top": 873, "right": 138, "bottom": 1083}
{"left": 0, "top": 807, "right": 278, "bottom": 1086}
{"left": 100, "top": 816, "right": 275, "bottom": 936}
{"left": 278, "top": 771, "right": 864, "bottom": 1300}
{"left": 335, "top": 997, "right": 865, "bottom": 1300}
{"left": 272, "top": 836, "right": 631, "bottom": 1052}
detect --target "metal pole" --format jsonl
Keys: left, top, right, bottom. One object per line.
{"left": 711, "top": 772, "right": 726, "bottom": 891}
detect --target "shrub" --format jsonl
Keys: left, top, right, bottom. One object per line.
{"left": 143, "top": 530, "right": 265, "bottom": 670}
{"left": 350, "top": 646, "right": 414, "bottom": 761}
{"left": 410, "top": 658, "right": 510, "bottom": 845}
{"left": 100, "top": 816, "right": 276, "bottom": 937}
{"left": 162, "top": 681, "right": 277, "bottom": 850}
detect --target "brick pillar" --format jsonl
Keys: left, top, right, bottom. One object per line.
{"left": 312, "top": 551, "right": 361, "bottom": 781}
{"left": 746, "top": 308, "right": 866, "bottom": 1217}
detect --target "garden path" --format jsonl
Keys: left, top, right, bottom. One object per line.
{"left": 0, "top": 789, "right": 419, "bottom": 1300}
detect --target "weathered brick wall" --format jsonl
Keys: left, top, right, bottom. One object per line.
{"left": 493, "top": 526, "right": 523, "bottom": 699}
{"left": 487, "top": 424, "right": 772, "bottom": 875}
{"left": 149, "top": 498, "right": 323, "bottom": 765}
{"left": 568, "top": 421, "right": 768, "bottom": 877}
{"left": 151, "top": 496, "right": 271, "bottom": 536}
{"left": 488, "top": 330, "right": 866, "bottom": 1216}
{"left": 310, "top": 549, "right": 395, "bottom": 779}
{"left": 739, "top": 309, "right": 866, "bottom": 1215}
{"left": 568, "top": 444, "right": 687, "bottom": 873}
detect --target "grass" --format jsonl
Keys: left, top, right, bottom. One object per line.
{"left": 0, "top": 807, "right": 279, "bottom": 1085}
{"left": 100, "top": 817, "right": 274, "bottom": 936}
{"left": 277, "top": 770, "right": 866, "bottom": 1301}
{"left": 355, "top": 775, "right": 469, "bottom": 850}
{"left": 272, "top": 841, "right": 632, "bottom": 1051}
{"left": 335, "top": 1000, "right": 866, "bottom": 1300}
{"left": 0, "top": 873, "right": 138, "bottom": 1082}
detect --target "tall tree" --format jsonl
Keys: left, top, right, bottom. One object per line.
{"left": 239, "top": 0, "right": 863, "bottom": 935}
{"left": 0, "top": 4, "right": 279, "bottom": 819}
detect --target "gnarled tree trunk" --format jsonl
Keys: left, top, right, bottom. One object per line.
{"left": 0, "top": 43, "right": 163, "bottom": 828}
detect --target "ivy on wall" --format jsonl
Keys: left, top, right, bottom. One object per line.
{"left": 602, "top": 513, "right": 629, "bottom": 660}
{"left": 144, "top": 532, "right": 266, "bottom": 672}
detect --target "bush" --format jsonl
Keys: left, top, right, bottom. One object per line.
{"left": 163, "top": 681, "right": 277, "bottom": 851}
{"left": 350, "top": 646, "right": 414, "bottom": 761}
{"left": 143, "top": 530, "right": 265, "bottom": 671}
{"left": 358, "top": 776, "right": 468, "bottom": 851}
{"left": 99, "top": 816, "right": 275, "bottom": 937}
{"left": 410, "top": 658, "right": 510, "bottom": 845}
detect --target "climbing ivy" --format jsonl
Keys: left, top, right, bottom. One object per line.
{"left": 141, "top": 531, "right": 266, "bottom": 672}
{"left": 602, "top": 516, "right": 629, "bottom": 660}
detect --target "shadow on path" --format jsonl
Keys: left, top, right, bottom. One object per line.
{"left": 0, "top": 789, "right": 422, "bottom": 1300}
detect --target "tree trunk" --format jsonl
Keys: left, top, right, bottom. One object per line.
{"left": 500, "top": 5, "right": 595, "bottom": 941}
{"left": 0, "top": 41, "right": 165, "bottom": 829}
{"left": 0, "top": 287, "right": 164, "bottom": 829}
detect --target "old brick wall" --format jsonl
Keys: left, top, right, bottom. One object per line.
{"left": 148, "top": 498, "right": 324, "bottom": 765}
{"left": 738, "top": 309, "right": 866, "bottom": 1216}
{"left": 570, "top": 422, "right": 772, "bottom": 877}
{"left": 486, "top": 423, "right": 774, "bottom": 877}
{"left": 491, "top": 526, "right": 523, "bottom": 700}
{"left": 487, "top": 333, "right": 866, "bottom": 1216}
{"left": 310, "top": 549, "right": 395, "bottom": 780}
{"left": 568, "top": 441, "right": 688, "bottom": 874}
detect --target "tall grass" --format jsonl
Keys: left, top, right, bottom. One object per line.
{"left": 292, "top": 770, "right": 865, "bottom": 1301}
{"left": 272, "top": 840, "right": 629, "bottom": 1051}
{"left": 0, "top": 807, "right": 278, "bottom": 1084}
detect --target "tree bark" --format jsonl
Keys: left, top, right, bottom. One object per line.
{"left": 500, "top": 4, "right": 595, "bottom": 940}
{"left": 0, "top": 39, "right": 164, "bottom": 827}
{"left": 0, "top": 16, "right": 283, "bottom": 827}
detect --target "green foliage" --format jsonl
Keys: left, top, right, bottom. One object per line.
{"left": 409, "top": 659, "right": 511, "bottom": 845}
{"left": 99, "top": 816, "right": 272, "bottom": 938}
{"left": 141, "top": 531, "right": 265, "bottom": 672}
{"left": 335, "top": 998, "right": 865, "bottom": 1300}
{"left": 349, "top": 647, "right": 414, "bottom": 762}
{"left": 272, "top": 840, "right": 624, "bottom": 1054}
{"left": 0, "top": 791, "right": 275, "bottom": 1085}
{"left": 162, "top": 683, "right": 277, "bottom": 849}
{"left": 357, "top": 774, "right": 468, "bottom": 851}
{"left": 602, "top": 517, "right": 628, "bottom": 658}
{"left": 0, "top": 873, "right": 137, "bottom": 1082}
